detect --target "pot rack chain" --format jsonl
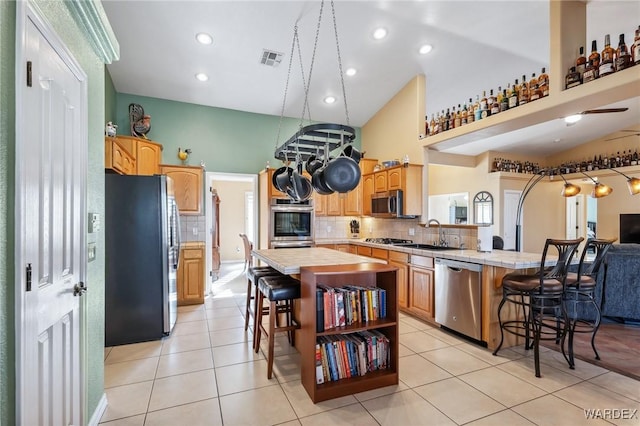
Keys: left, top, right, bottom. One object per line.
{"left": 299, "top": 0, "right": 325, "bottom": 129}
{"left": 330, "top": 0, "right": 350, "bottom": 126}
{"left": 275, "top": 25, "right": 301, "bottom": 161}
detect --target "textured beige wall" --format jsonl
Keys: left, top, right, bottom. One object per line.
{"left": 361, "top": 75, "right": 425, "bottom": 165}
{"left": 215, "top": 181, "right": 253, "bottom": 261}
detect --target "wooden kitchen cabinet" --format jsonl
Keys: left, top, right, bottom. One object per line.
{"left": 388, "top": 251, "right": 409, "bottom": 309}
{"left": 374, "top": 171, "right": 387, "bottom": 193}
{"left": 105, "top": 137, "right": 136, "bottom": 175}
{"left": 177, "top": 243, "right": 204, "bottom": 305}
{"left": 408, "top": 254, "right": 435, "bottom": 323}
{"left": 343, "top": 158, "right": 377, "bottom": 216}
{"left": 362, "top": 174, "right": 374, "bottom": 216}
{"left": 114, "top": 135, "right": 163, "bottom": 176}
{"left": 160, "top": 164, "right": 203, "bottom": 215}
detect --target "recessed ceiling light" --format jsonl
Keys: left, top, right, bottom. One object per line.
{"left": 345, "top": 68, "right": 357, "bottom": 76}
{"left": 373, "top": 27, "right": 387, "bottom": 40}
{"left": 419, "top": 44, "right": 433, "bottom": 54}
{"left": 564, "top": 114, "right": 582, "bottom": 124}
{"left": 324, "top": 96, "right": 336, "bottom": 104}
{"left": 195, "top": 33, "right": 213, "bottom": 45}
{"left": 195, "top": 73, "right": 209, "bottom": 82}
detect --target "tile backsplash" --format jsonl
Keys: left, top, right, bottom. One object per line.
{"left": 180, "top": 214, "right": 206, "bottom": 242}
{"left": 315, "top": 216, "right": 480, "bottom": 249}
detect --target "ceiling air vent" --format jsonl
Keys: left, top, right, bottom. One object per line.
{"left": 260, "top": 49, "right": 283, "bottom": 67}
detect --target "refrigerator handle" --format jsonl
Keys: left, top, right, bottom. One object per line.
{"left": 174, "top": 201, "right": 182, "bottom": 270}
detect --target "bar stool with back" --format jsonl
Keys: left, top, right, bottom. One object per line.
{"left": 493, "top": 237, "right": 583, "bottom": 377}
{"left": 239, "top": 233, "right": 281, "bottom": 349}
{"left": 562, "top": 237, "right": 617, "bottom": 369}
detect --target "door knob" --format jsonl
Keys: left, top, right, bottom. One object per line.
{"left": 73, "top": 281, "right": 87, "bottom": 297}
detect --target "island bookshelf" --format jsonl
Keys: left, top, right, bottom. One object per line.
{"left": 299, "top": 263, "right": 399, "bottom": 403}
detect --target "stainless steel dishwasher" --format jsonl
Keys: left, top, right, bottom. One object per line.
{"left": 435, "top": 258, "right": 483, "bottom": 341}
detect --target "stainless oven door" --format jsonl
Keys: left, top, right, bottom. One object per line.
{"left": 269, "top": 205, "right": 315, "bottom": 245}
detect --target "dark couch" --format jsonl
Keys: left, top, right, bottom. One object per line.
{"left": 598, "top": 244, "right": 640, "bottom": 322}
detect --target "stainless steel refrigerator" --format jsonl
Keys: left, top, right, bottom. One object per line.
{"left": 105, "top": 174, "right": 181, "bottom": 346}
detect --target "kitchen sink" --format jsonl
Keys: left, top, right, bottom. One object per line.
{"left": 391, "top": 243, "right": 459, "bottom": 251}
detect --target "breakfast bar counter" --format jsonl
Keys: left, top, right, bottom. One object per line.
{"left": 252, "top": 247, "right": 385, "bottom": 275}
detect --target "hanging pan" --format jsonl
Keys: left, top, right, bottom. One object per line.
{"left": 272, "top": 164, "right": 293, "bottom": 193}
{"left": 291, "top": 157, "right": 312, "bottom": 201}
{"left": 324, "top": 156, "right": 361, "bottom": 193}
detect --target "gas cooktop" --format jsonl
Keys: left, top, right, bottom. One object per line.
{"left": 364, "top": 238, "right": 413, "bottom": 245}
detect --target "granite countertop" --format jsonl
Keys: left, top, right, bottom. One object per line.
{"left": 315, "top": 238, "right": 551, "bottom": 269}
{"left": 252, "top": 247, "right": 386, "bottom": 275}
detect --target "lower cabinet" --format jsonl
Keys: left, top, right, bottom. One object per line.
{"left": 177, "top": 243, "right": 204, "bottom": 305}
{"left": 407, "top": 255, "right": 435, "bottom": 323}
{"left": 388, "top": 251, "right": 409, "bottom": 309}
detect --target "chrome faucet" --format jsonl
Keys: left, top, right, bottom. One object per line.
{"left": 427, "top": 219, "right": 447, "bottom": 247}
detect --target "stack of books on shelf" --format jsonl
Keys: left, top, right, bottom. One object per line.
{"left": 315, "top": 285, "right": 387, "bottom": 333}
{"left": 315, "top": 331, "right": 391, "bottom": 384}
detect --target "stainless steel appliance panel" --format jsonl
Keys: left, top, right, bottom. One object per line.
{"left": 269, "top": 199, "right": 314, "bottom": 247}
{"left": 435, "top": 258, "right": 483, "bottom": 340}
{"left": 105, "top": 174, "right": 179, "bottom": 346}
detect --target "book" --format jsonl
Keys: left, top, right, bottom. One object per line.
{"left": 315, "top": 344, "right": 324, "bottom": 384}
{"left": 316, "top": 288, "right": 325, "bottom": 333}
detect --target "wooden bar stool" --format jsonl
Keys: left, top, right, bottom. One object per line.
{"left": 254, "top": 275, "right": 301, "bottom": 379}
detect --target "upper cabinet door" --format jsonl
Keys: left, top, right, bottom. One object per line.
{"left": 136, "top": 140, "right": 162, "bottom": 175}
{"left": 160, "top": 164, "right": 203, "bottom": 214}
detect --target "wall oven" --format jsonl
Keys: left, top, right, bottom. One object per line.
{"left": 269, "top": 198, "right": 315, "bottom": 248}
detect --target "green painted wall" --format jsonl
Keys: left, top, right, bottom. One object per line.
{"left": 0, "top": 2, "right": 16, "bottom": 424}
{"left": 105, "top": 67, "right": 117, "bottom": 123}
{"left": 115, "top": 93, "right": 361, "bottom": 175}
{"left": 1, "top": 0, "right": 108, "bottom": 423}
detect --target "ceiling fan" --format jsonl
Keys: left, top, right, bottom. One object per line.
{"left": 564, "top": 107, "right": 629, "bottom": 126}
{"left": 604, "top": 129, "right": 640, "bottom": 142}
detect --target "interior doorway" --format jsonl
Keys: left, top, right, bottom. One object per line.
{"left": 205, "top": 172, "right": 258, "bottom": 294}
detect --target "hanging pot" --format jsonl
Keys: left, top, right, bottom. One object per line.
{"left": 272, "top": 165, "right": 293, "bottom": 193}
{"left": 342, "top": 145, "right": 361, "bottom": 164}
{"left": 305, "top": 155, "right": 323, "bottom": 175}
{"left": 311, "top": 166, "right": 334, "bottom": 195}
{"left": 323, "top": 156, "right": 361, "bottom": 193}
{"left": 291, "top": 162, "right": 312, "bottom": 201}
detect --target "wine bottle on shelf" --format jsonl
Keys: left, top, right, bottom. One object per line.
{"left": 576, "top": 46, "right": 587, "bottom": 77}
{"left": 599, "top": 34, "right": 615, "bottom": 77}
{"left": 615, "top": 33, "right": 631, "bottom": 71}
{"left": 487, "top": 89, "right": 496, "bottom": 116}
{"left": 467, "top": 98, "right": 474, "bottom": 124}
{"left": 448, "top": 106, "right": 456, "bottom": 130}
{"left": 518, "top": 75, "right": 529, "bottom": 105}
{"left": 497, "top": 86, "right": 504, "bottom": 104}
{"left": 565, "top": 66, "right": 582, "bottom": 89}
{"left": 474, "top": 95, "right": 482, "bottom": 121}
{"left": 500, "top": 89, "right": 509, "bottom": 112}
{"left": 583, "top": 57, "right": 597, "bottom": 83}
{"left": 461, "top": 103, "right": 468, "bottom": 126}
{"left": 480, "top": 91, "right": 488, "bottom": 113}
{"left": 490, "top": 92, "right": 500, "bottom": 115}
{"left": 588, "top": 40, "right": 600, "bottom": 78}
{"left": 454, "top": 104, "right": 462, "bottom": 128}
{"left": 508, "top": 79, "right": 519, "bottom": 109}
{"left": 429, "top": 114, "right": 437, "bottom": 136}
{"left": 529, "top": 84, "right": 541, "bottom": 101}
{"left": 538, "top": 67, "right": 549, "bottom": 97}
{"left": 633, "top": 25, "right": 640, "bottom": 65}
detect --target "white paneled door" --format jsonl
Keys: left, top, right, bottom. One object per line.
{"left": 16, "top": 3, "right": 87, "bottom": 425}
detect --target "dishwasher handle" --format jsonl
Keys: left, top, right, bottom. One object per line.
{"left": 435, "top": 257, "right": 483, "bottom": 272}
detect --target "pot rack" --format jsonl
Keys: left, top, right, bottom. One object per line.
{"left": 274, "top": 0, "right": 354, "bottom": 165}
{"left": 274, "top": 122, "right": 355, "bottom": 162}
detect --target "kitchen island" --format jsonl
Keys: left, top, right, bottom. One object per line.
{"left": 251, "top": 247, "right": 399, "bottom": 403}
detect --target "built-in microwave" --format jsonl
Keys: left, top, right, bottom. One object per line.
{"left": 371, "top": 189, "right": 415, "bottom": 218}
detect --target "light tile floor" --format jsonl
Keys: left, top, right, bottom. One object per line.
{"left": 100, "top": 263, "right": 640, "bottom": 425}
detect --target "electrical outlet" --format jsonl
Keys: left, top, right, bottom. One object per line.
{"left": 327, "top": 225, "right": 332, "bottom": 233}
{"left": 192, "top": 227, "right": 198, "bottom": 236}
{"left": 88, "top": 242, "right": 96, "bottom": 262}
{"left": 408, "top": 228, "right": 415, "bottom": 236}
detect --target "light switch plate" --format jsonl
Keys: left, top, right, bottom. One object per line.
{"left": 88, "top": 213, "right": 100, "bottom": 233}
{"left": 88, "top": 242, "right": 96, "bottom": 262}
